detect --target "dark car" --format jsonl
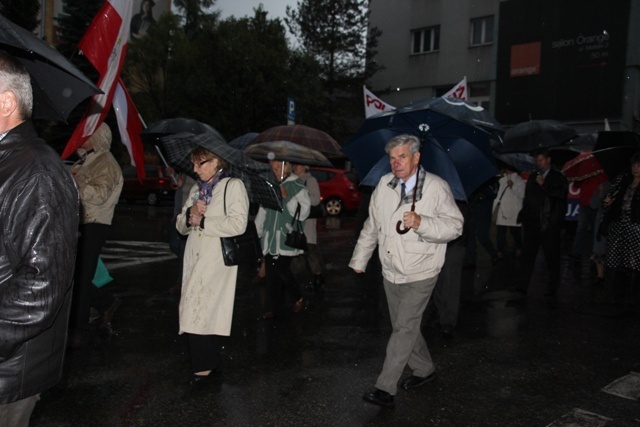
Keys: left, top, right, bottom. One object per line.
{"left": 120, "top": 165, "right": 175, "bottom": 206}
{"left": 309, "top": 167, "right": 361, "bottom": 216}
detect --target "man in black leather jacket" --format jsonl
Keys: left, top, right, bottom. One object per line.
{"left": 0, "top": 51, "right": 79, "bottom": 424}
{"left": 514, "top": 148, "right": 568, "bottom": 297}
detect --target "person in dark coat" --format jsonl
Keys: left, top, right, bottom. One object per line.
{"left": 0, "top": 51, "right": 79, "bottom": 425}
{"left": 513, "top": 148, "right": 568, "bottom": 297}
{"left": 600, "top": 152, "right": 640, "bottom": 304}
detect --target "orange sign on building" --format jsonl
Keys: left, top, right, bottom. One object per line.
{"left": 510, "top": 42, "right": 541, "bottom": 77}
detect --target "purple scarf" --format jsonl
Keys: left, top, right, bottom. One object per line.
{"left": 197, "top": 169, "right": 228, "bottom": 205}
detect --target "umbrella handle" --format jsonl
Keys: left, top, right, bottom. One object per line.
{"left": 395, "top": 168, "right": 419, "bottom": 235}
{"left": 396, "top": 220, "right": 411, "bottom": 234}
{"left": 395, "top": 204, "right": 416, "bottom": 234}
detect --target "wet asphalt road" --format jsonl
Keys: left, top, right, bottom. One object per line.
{"left": 30, "top": 203, "right": 640, "bottom": 426}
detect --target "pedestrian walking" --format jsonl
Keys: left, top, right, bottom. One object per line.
{"left": 430, "top": 201, "right": 469, "bottom": 338}
{"left": 0, "top": 50, "right": 79, "bottom": 425}
{"left": 69, "top": 122, "right": 124, "bottom": 347}
{"left": 292, "top": 163, "right": 325, "bottom": 292}
{"left": 493, "top": 166, "right": 525, "bottom": 259}
{"left": 255, "top": 160, "right": 310, "bottom": 319}
{"left": 464, "top": 179, "right": 500, "bottom": 266}
{"left": 600, "top": 152, "right": 640, "bottom": 305}
{"left": 176, "top": 146, "right": 249, "bottom": 385}
{"left": 512, "top": 148, "right": 568, "bottom": 298}
{"left": 349, "top": 134, "right": 464, "bottom": 408}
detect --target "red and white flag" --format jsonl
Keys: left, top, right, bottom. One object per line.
{"left": 364, "top": 86, "right": 395, "bottom": 118}
{"left": 113, "top": 79, "right": 146, "bottom": 179}
{"left": 442, "top": 76, "right": 468, "bottom": 100}
{"left": 61, "top": 0, "right": 134, "bottom": 159}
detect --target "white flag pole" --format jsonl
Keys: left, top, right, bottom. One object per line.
{"left": 154, "top": 145, "right": 178, "bottom": 185}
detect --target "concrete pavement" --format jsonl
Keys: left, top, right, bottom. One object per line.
{"left": 30, "top": 204, "right": 640, "bottom": 426}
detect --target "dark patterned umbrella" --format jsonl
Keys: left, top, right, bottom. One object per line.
{"left": 251, "top": 125, "right": 343, "bottom": 157}
{"left": 0, "top": 13, "right": 101, "bottom": 121}
{"left": 160, "top": 130, "right": 282, "bottom": 211}
{"left": 141, "top": 118, "right": 216, "bottom": 138}
{"left": 244, "top": 140, "right": 333, "bottom": 167}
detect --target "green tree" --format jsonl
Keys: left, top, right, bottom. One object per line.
{"left": 0, "top": 0, "right": 40, "bottom": 31}
{"left": 285, "top": 0, "right": 381, "bottom": 140}
{"left": 55, "top": 0, "right": 102, "bottom": 59}
{"left": 124, "top": 6, "right": 325, "bottom": 141}
{"left": 124, "top": 13, "right": 188, "bottom": 121}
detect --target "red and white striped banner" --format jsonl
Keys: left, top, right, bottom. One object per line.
{"left": 62, "top": 0, "right": 133, "bottom": 159}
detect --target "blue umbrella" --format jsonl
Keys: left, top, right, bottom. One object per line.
{"left": 352, "top": 97, "right": 503, "bottom": 143}
{"left": 361, "top": 135, "right": 498, "bottom": 201}
{"left": 344, "top": 97, "right": 503, "bottom": 199}
{"left": 342, "top": 129, "right": 405, "bottom": 182}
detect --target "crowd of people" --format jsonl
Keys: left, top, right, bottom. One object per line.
{"left": 1, "top": 45, "right": 639, "bottom": 424}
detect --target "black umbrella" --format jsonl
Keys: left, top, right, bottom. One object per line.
{"left": 159, "top": 130, "right": 282, "bottom": 211}
{"left": 592, "top": 131, "right": 640, "bottom": 179}
{"left": 244, "top": 140, "right": 333, "bottom": 167}
{"left": 495, "top": 119, "right": 577, "bottom": 153}
{"left": 0, "top": 13, "right": 101, "bottom": 122}
{"left": 140, "top": 117, "right": 216, "bottom": 138}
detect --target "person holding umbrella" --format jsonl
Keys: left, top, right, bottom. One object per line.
{"left": 292, "top": 163, "right": 325, "bottom": 293}
{"left": 255, "top": 159, "right": 310, "bottom": 319}
{"left": 600, "top": 152, "right": 640, "bottom": 305}
{"left": 176, "top": 145, "right": 249, "bottom": 385}
{"left": 349, "top": 134, "right": 464, "bottom": 408}
{"left": 512, "top": 148, "right": 568, "bottom": 298}
{"left": 0, "top": 51, "right": 79, "bottom": 424}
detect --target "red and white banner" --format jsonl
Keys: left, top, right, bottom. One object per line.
{"left": 364, "top": 86, "right": 395, "bottom": 118}
{"left": 442, "top": 76, "right": 468, "bottom": 100}
{"left": 62, "top": 0, "right": 134, "bottom": 159}
{"left": 113, "top": 79, "right": 146, "bottom": 178}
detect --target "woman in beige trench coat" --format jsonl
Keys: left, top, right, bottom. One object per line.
{"left": 176, "top": 146, "right": 249, "bottom": 385}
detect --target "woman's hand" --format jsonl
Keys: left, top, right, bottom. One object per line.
{"left": 603, "top": 196, "right": 614, "bottom": 207}
{"left": 189, "top": 200, "right": 207, "bottom": 227}
{"left": 195, "top": 199, "right": 207, "bottom": 215}
{"left": 189, "top": 211, "right": 202, "bottom": 227}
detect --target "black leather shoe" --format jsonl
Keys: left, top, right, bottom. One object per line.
{"left": 401, "top": 372, "right": 436, "bottom": 390}
{"left": 188, "top": 369, "right": 222, "bottom": 386}
{"left": 363, "top": 389, "right": 395, "bottom": 408}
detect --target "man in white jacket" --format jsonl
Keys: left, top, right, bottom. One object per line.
{"left": 349, "top": 134, "right": 463, "bottom": 408}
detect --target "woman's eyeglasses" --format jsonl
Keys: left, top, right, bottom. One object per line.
{"left": 193, "top": 159, "right": 211, "bottom": 168}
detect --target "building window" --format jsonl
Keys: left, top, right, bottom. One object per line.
{"left": 411, "top": 26, "right": 440, "bottom": 54}
{"left": 470, "top": 16, "right": 494, "bottom": 46}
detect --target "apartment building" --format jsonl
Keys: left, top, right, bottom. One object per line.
{"left": 368, "top": 0, "right": 640, "bottom": 132}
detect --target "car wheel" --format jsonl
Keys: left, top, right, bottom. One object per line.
{"left": 324, "top": 197, "right": 343, "bottom": 216}
{"left": 146, "top": 192, "right": 159, "bottom": 206}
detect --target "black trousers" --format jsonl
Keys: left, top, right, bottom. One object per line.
{"left": 264, "top": 254, "right": 302, "bottom": 313}
{"left": 186, "top": 333, "right": 221, "bottom": 373}
{"left": 517, "top": 225, "right": 562, "bottom": 293}
{"left": 70, "top": 223, "right": 110, "bottom": 332}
